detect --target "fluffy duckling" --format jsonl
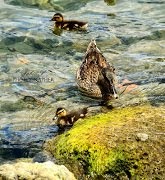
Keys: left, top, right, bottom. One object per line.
{"left": 53, "top": 107, "right": 88, "bottom": 127}
{"left": 76, "top": 39, "right": 118, "bottom": 101}
{"left": 50, "top": 13, "right": 88, "bottom": 31}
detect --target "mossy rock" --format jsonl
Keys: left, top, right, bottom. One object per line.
{"left": 45, "top": 105, "right": 165, "bottom": 179}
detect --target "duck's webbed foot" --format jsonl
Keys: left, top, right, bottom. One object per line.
{"left": 99, "top": 100, "right": 114, "bottom": 109}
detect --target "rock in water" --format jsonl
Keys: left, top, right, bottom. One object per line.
{"left": 33, "top": 151, "right": 55, "bottom": 163}
{"left": 0, "top": 161, "right": 76, "bottom": 180}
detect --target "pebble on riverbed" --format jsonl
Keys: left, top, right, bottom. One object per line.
{"left": 136, "top": 133, "right": 149, "bottom": 142}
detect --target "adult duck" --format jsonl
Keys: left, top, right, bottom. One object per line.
{"left": 50, "top": 13, "right": 88, "bottom": 31}
{"left": 76, "top": 39, "right": 118, "bottom": 101}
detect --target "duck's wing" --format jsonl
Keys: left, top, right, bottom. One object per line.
{"left": 62, "top": 20, "right": 88, "bottom": 30}
{"left": 68, "top": 108, "right": 88, "bottom": 123}
{"left": 97, "top": 68, "right": 118, "bottom": 100}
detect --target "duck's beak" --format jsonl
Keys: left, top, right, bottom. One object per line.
{"left": 52, "top": 115, "right": 58, "bottom": 121}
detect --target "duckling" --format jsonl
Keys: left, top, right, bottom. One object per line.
{"left": 76, "top": 39, "right": 118, "bottom": 101}
{"left": 50, "top": 13, "right": 88, "bottom": 31}
{"left": 53, "top": 107, "right": 88, "bottom": 127}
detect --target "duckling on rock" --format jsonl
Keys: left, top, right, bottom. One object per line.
{"left": 52, "top": 107, "right": 88, "bottom": 127}
{"left": 50, "top": 13, "right": 88, "bottom": 31}
{"left": 76, "top": 39, "right": 118, "bottom": 101}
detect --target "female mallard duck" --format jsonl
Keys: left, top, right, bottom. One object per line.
{"left": 76, "top": 39, "right": 118, "bottom": 101}
{"left": 53, "top": 107, "right": 88, "bottom": 127}
{"left": 50, "top": 13, "right": 88, "bottom": 31}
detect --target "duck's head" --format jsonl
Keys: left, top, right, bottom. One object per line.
{"left": 51, "top": 13, "right": 63, "bottom": 22}
{"left": 53, "top": 107, "right": 67, "bottom": 120}
{"left": 98, "top": 68, "right": 118, "bottom": 101}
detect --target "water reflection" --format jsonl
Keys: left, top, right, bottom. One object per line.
{"left": 52, "top": 28, "right": 63, "bottom": 36}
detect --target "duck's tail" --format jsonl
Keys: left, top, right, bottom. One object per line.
{"left": 86, "top": 39, "right": 101, "bottom": 53}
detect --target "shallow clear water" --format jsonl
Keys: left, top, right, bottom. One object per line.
{"left": 0, "top": 0, "right": 165, "bottom": 162}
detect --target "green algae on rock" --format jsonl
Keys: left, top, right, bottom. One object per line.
{"left": 45, "top": 105, "right": 165, "bottom": 179}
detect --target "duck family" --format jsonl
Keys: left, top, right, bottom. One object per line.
{"left": 50, "top": 13, "right": 118, "bottom": 127}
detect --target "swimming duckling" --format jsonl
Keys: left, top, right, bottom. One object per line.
{"left": 53, "top": 107, "right": 88, "bottom": 127}
{"left": 76, "top": 39, "right": 118, "bottom": 101}
{"left": 50, "top": 13, "right": 88, "bottom": 31}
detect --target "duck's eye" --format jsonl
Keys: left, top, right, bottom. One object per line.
{"left": 56, "top": 112, "right": 60, "bottom": 115}
{"left": 56, "top": 109, "right": 64, "bottom": 115}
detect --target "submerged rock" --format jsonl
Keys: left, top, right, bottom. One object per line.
{"left": 128, "top": 40, "right": 165, "bottom": 55}
{"left": 0, "top": 161, "right": 76, "bottom": 180}
{"left": 0, "top": 96, "right": 44, "bottom": 112}
{"left": 4, "top": 0, "right": 63, "bottom": 10}
{"left": 33, "top": 151, "right": 55, "bottom": 163}
{"left": 4, "top": 0, "right": 92, "bottom": 10}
